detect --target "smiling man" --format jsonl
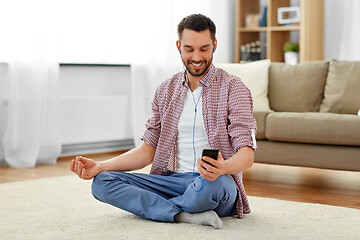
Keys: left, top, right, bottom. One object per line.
{"left": 71, "top": 14, "right": 257, "bottom": 229}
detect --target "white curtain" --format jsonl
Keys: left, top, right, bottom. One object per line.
{"left": 324, "top": 0, "right": 360, "bottom": 60}
{"left": 0, "top": 0, "right": 61, "bottom": 167}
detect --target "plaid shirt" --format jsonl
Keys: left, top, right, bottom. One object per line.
{"left": 142, "top": 64, "right": 257, "bottom": 218}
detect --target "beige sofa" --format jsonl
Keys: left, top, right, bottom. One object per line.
{"left": 254, "top": 60, "right": 360, "bottom": 171}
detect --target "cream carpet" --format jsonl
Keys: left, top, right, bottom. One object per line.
{"left": 1, "top": 175, "right": 359, "bottom": 240}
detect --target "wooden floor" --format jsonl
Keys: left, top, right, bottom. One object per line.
{"left": 1, "top": 151, "right": 359, "bottom": 210}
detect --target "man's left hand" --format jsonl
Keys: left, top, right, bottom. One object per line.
{"left": 197, "top": 151, "right": 227, "bottom": 181}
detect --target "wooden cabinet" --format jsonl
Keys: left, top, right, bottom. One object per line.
{"left": 234, "top": 0, "right": 324, "bottom": 63}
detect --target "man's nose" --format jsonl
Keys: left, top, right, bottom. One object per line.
{"left": 192, "top": 50, "right": 202, "bottom": 62}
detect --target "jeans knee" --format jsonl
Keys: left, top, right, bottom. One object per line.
{"left": 91, "top": 171, "right": 129, "bottom": 202}
{"left": 91, "top": 171, "right": 114, "bottom": 202}
{"left": 216, "top": 175, "right": 236, "bottom": 190}
{"left": 91, "top": 176, "right": 103, "bottom": 201}
{"left": 206, "top": 175, "right": 237, "bottom": 200}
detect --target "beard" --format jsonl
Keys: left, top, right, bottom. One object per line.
{"left": 183, "top": 56, "right": 213, "bottom": 77}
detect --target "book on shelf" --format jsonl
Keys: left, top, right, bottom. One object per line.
{"left": 259, "top": 6, "right": 267, "bottom": 27}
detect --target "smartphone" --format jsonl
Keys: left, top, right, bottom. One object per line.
{"left": 202, "top": 149, "right": 219, "bottom": 167}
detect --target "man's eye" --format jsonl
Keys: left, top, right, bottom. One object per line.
{"left": 201, "top": 49, "right": 209, "bottom": 52}
{"left": 186, "top": 49, "right": 193, "bottom": 52}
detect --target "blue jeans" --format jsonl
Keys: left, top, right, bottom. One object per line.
{"left": 91, "top": 171, "right": 237, "bottom": 222}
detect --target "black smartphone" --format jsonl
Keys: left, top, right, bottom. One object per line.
{"left": 202, "top": 149, "right": 219, "bottom": 167}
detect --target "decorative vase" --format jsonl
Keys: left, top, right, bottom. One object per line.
{"left": 284, "top": 51, "right": 299, "bottom": 65}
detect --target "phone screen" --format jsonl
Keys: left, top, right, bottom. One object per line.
{"left": 202, "top": 149, "right": 219, "bottom": 167}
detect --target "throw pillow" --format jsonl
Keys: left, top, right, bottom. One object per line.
{"left": 268, "top": 61, "right": 329, "bottom": 112}
{"left": 215, "top": 59, "right": 271, "bottom": 112}
{"left": 320, "top": 60, "right": 360, "bottom": 115}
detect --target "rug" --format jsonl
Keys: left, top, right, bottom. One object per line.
{"left": 0, "top": 175, "right": 359, "bottom": 240}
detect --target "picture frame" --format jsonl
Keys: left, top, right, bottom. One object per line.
{"left": 245, "top": 13, "right": 260, "bottom": 28}
{"left": 277, "top": 7, "right": 301, "bottom": 24}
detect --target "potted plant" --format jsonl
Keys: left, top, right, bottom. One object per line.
{"left": 283, "top": 42, "right": 299, "bottom": 65}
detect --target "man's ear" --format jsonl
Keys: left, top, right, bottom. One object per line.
{"left": 213, "top": 39, "right": 218, "bottom": 53}
{"left": 176, "top": 40, "right": 181, "bottom": 53}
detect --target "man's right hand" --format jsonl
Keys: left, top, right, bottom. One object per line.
{"left": 70, "top": 156, "right": 101, "bottom": 180}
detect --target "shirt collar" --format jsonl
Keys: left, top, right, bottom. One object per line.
{"left": 181, "top": 63, "right": 216, "bottom": 87}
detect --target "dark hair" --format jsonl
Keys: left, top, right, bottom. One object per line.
{"left": 177, "top": 14, "right": 216, "bottom": 41}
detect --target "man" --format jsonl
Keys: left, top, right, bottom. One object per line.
{"left": 71, "top": 14, "right": 257, "bottom": 229}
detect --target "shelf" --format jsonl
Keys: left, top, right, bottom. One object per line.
{"left": 269, "top": 26, "right": 300, "bottom": 31}
{"left": 239, "top": 26, "right": 300, "bottom": 32}
{"left": 239, "top": 27, "right": 267, "bottom": 32}
{"left": 234, "top": 0, "right": 324, "bottom": 63}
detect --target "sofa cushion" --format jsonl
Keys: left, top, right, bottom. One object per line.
{"left": 253, "top": 111, "right": 271, "bottom": 140}
{"left": 320, "top": 60, "right": 360, "bottom": 115}
{"left": 215, "top": 60, "right": 271, "bottom": 112}
{"left": 265, "top": 112, "right": 360, "bottom": 146}
{"left": 268, "top": 61, "right": 329, "bottom": 112}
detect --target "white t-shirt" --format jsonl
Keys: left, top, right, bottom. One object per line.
{"left": 176, "top": 86, "right": 211, "bottom": 173}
